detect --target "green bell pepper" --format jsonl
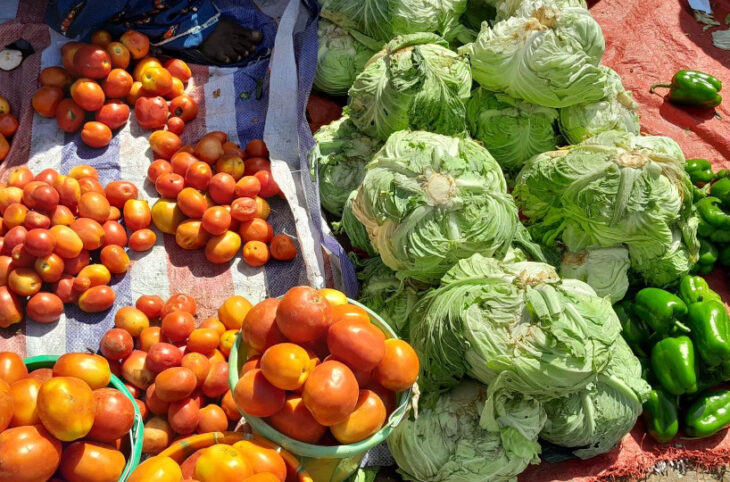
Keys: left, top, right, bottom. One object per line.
{"left": 711, "top": 177, "right": 730, "bottom": 206}
{"left": 634, "top": 288, "right": 689, "bottom": 334}
{"left": 697, "top": 215, "right": 715, "bottom": 238}
{"left": 687, "top": 300, "right": 730, "bottom": 367}
{"left": 696, "top": 197, "right": 730, "bottom": 228}
{"left": 615, "top": 301, "right": 650, "bottom": 358}
{"left": 685, "top": 389, "right": 730, "bottom": 438}
{"left": 709, "top": 228, "right": 730, "bottom": 244}
{"left": 643, "top": 388, "right": 679, "bottom": 443}
{"left": 698, "top": 238, "right": 719, "bottom": 267}
{"left": 693, "top": 184, "right": 710, "bottom": 201}
{"left": 679, "top": 275, "right": 722, "bottom": 305}
{"left": 650, "top": 336, "right": 698, "bottom": 395}
{"left": 686, "top": 158, "right": 715, "bottom": 185}
{"left": 720, "top": 245, "right": 730, "bottom": 267}
{"left": 650, "top": 70, "right": 723, "bottom": 108}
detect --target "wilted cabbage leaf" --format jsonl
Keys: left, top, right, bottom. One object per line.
{"left": 388, "top": 381, "right": 540, "bottom": 482}
{"left": 320, "top": 0, "right": 467, "bottom": 44}
{"left": 514, "top": 131, "right": 699, "bottom": 297}
{"left": 540, "top": 338, "right": 650, "bottom": 458}
{"left": 350, "top": 130, "right": 520, "bottom": 284}
{"left": 461, "top": 6, "right": 608, "bottom": 107}
{"left": 338, "top": 191, "right": 377, "bottom": 256}
{"left": 313, "top": 20, "right": 379, "bottom": 96}
{"left": 466, "top": 87, "right": 559, "bottom": 173}
{"left": 560, "top": 246, "right": 631, "bottom": 302}
{"left": 559, "top": 66, "right": 640, "bottom": 144}
{"left": 348, "top": 34, "right": 472, "bottom": 140}
{"left": 309, "top": 115, "right": 382, "bottom": 216}
{"left": 495, "top": 0, "right": 587, "bottom": 21}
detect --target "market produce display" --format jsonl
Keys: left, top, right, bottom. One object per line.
{"left": 0, "top": 351, "right": 138, "bottom": 481}
{"left": 32, "top": 29, "right": 198, "bottom": 148}
{"left": 232, "top": 286, "right": 419, "bottom": 445}
{"left": 0, "top": 95, "right": 18, "bottom": 162}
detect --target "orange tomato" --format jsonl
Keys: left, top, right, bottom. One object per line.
{"left": 205, "top": 231, "right": 241, "bottom": 264}
{"left": 166, "top": 116, "right": 184, "bottom": 134}
{"left": 260, "top": 343, "right": 312, "bottom": 391}
{"left": 25, "top": 210, "right": 51, "bottom": 230}
{"left": 169, "top": 95, "right": 198, "bottom": 121}
{"left": 70, "top": 79, "right": 105, "bottom": 111}
{"left": 221, "top": 389, "right": 241, "bottom": 422}
{"left": 164, "top": 59, "right": 192, "bottom": 83}
{"left": 59, "top": 441, "right": 125, "bottom": 482}
{"left": 0, "top": 425, "right": 62, "bottom": 482}
{"left": 100, "top": 245, "right": 130, "bottom": 274}
{"left": 120, "top": 30, "right": 150, "bottom": 59}
{"left": 122, "top": 350, "right": 155, "bottom": 390}
{"left": 106, "top": 42, "right": 130, "bottom": 70}
{"left": 155, "top": 172, "right": 185, "bottom": 198}
{"left": 0, "top": 379, "right": 11, "bottom": 432}
{"left": 200, "top": 317, "right": 226, "bottom": 335}
{"left": 194, "top": 135, "right": 224, "bottom": 165}
{"left": 217, "top": 155, "right": 245, "bottom": 181}
{"left": 241, "top": 298, "right": 285, "bottom": 353}
{"left": 170, "top": 151, "right": 199, "bottom": 176}
{"left": 50, "top": 225, "right": 83, "bottom": 258}
{"left": 175, "top": 219, "right": 210, "bottom": 250}
{"left": 53, "top": 175, "right": 81, "bottom": 209}
{"left": 201, "top": 362, "right": 229, "bottom": 399}
{"left": 246, "top": 139, "right": 269, "bottom": 158}
{"left": 99, "top": 328, "right": 134, "bottom": 360}
{"left": 53, "top": 353, "right": 111, "bottom": 389}
{"left": 141, "top": 66, "right": 173, "bottom": 96}
{"left": 102, "top": 68, "right": 134, "bottom": 98}
{"left": 0, "top": 352, "right": 27, "bottom": 384}
{"left": 161, "top": 311, "right": 195, "bottom": 342}
{"left": 0, "top": 114, "right": 19, "bottom": 138}
{"left": 77, "top": 263, "right": 112, "bottom": 287}
{"left": 194, "top": 444, "right": 253, "bottom": 482}
{"left": 149, "top": 130, "right": 183, "bottom": 159}
{"left": 234, "top": 175, "right": 261, "bottom": 198}
{"left": 26, "top": 292, "right": 64, "bottom": 323}
{"left": 154, "top": 367, "right": 197, "bottom": 402}
{"left": 265, "top": 395, "right": 327, "bottom": 444}
{"left": 302, "top": 360, "right": 359, "bottom": 426}
{"left": 135, "top": 295, "right": 163, "bottom": 320}
{"left": 72, "top": 44, "right": 112, "bottom": 79}
{"left": 373, "top": 339, "right": 419, "bottom": 393}
{"left": 78, "top": 285, "right": 116, "bottom": 312}
{"left": 78, "top": 192, "right": 111, "bottom": 222}
{"left": 129, "top": 228, "right": 157, "bottom": 251}
{"left": 185, "top": 161, "right": 213, "bottom": 191}
{"left": 91, "top": 29, "right": 112, "bottom": 47}
{"left": 168, "top": 394, "right": 201, "bottom": 435}
{"left": 114, "top": 306, "right": 149, "bottom": 337}
{"left": 218, "top": 329, "right": 237, "bottom": 358}
{"left": 217, "top": 295, "right": 252, "bottom": 330}
{"left": 151, "top": 198, "right": 185, "bottom": 234}
{"left": 139, "top": 327, "right": 162, "bottom": 352}
{"left": 37, "top": 376, "right": 95, "bottom": 441}
{"left": 9, "top": 377, "right": 41, "bottom": 426}
{"left": 201, "top": 206, "right": 231, "bottom": 236}
{"left": 327, "top": 318, "right": 384, "bottom": 372}
{"left": 145, "top": 383, "right": 170, "bottom": 415}
{"left": 181, "top": 352, "right": 210, "bottom": 387}
{"left": 186, "top": 328, "right": 220, "bottom": 355}
{"left": 197, "top": 404, "right": 228, "bottom": 434}
{"left": 269, "top": 234, "right": 297, "bottom": 261}
{"left": 0, "top": 256, "right": 12, "bottom": 285}
{"left": 317, "top": 288, "right": 347, "bottom": 307}
{"left": 101, "top": 220, "right": 128, "bottom": 246}
{"left": 165, "top": 77, "right": 185, "bottom": 99}
{"left": 233, "top": 369, "right": 286, "bottom": 417}
{"left": 124, "top": 199, "right": 152, "bottom": 231}
{"left": 141, "top": 418, "right": 175, "bottom": 456}
{"left": 104, "top": 180, "right": 138, "bottom": 208}
{"left": 126, "top": 81, "right": 144, "bottom": 104}
{"left": 71, "top": 217, "right": 106, "bottom": 250}
{"left": 230, "top": 196, "right": 257, "bottom": 222}
{"left": 81, "top": 121, "right": 113, "bottom": 148}
{"left": 8, "top": 167, "right": 33, "bottom": 188}
{"left": 3, "top": 202, "right": 27, "bottom": 228}
{"left": 243, "top": 240, "right": 269, "bottom": 267}
{"left": 177, "top": 187, "right": 208, "bottom": 219}
{"left": 239, "top": 218, "right": 273, "bottom": 243}
{"left": 32, "top": 86, "right": 64, "bottom": 117}
{"left": 8, "top": 268, "right": 42, "bottom": 296}
{"left": 208, "top": 349, "right": 226, "bottom": 365}
{"left": 146, "top": 342, "right": 183, "bottom": 373}
{"left": 68, "top": 165, "right": 99, "bottom": 180}
{"left": 148, "top": 159, "right": 173, "bottom": 182}
{"left": 39, "top": 66, "right": 72, "bottom": 90}
{"left": 233, "top": 440, "right": 286, "bottom": 481}
{"left": 209, "top": 172, "right": 236, "bottom": 205}
{"left": 275, "top": 286, "right": 332, "bottom": 343}
{"left": 129, "top": 455, "right": 181, "bottom": 481}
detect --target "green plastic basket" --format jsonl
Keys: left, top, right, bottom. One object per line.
{"left": 23, "top": 355, "right": 144, "bottom": 482}
{"left": 228, "top": 298, "right": 411, "bottom": 482}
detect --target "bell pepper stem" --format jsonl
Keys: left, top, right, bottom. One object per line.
{"left": 650, "top": 82, "right": 672, "bottom": 93}
{"left": 674, "top": 320, "right": 691, "bottom": 334}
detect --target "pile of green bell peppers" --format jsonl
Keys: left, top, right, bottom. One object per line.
{"left": 687, "top": 160, "right": 730, "bottom": 274}
{"left": 619, "top": 275, "right": 730, "bottom": 442}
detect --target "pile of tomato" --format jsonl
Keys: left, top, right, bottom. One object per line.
{"left": 147, "top": 133, "right": 298, "bottom": 266}
{"left": 233, "top": 286, "right": 419, "bottom": 445}
{"left": 32, "top": 28, "right": 199, "bottom": 148}
{"left": 0, "top": 351, "right": 136, "bottom": 481}
{"left": 98, "top": 292, "right": 255, "bottom": 457}
{"left": 0, "top": 95, "right": 19, "bottom": 162}
{"left": 0, "top": 165, "right": 156, "bottom": 327}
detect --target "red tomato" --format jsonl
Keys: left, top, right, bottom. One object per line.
{"left": 81, "top": 121, "right": 113, "bottom": 148}
{"left": 24, "top": 228, "right": 56, "bottom": 257}
{"left": 120, "top": 30, "right": 149, "bottom": 59}
{"left": 91, "top": 30, "right": 112, "bottom": 47}
{"left": 39, "top": 66, "right": 72, "bottom": 90}
{"left": 167, "top": 116, "right": 185, "bottom": 134}
{"left": 170, "top": 151, "right": 199, "bottom": 176}
{"left": 302, "top": 360, "right": 359, "bottom": 426}
{"left": 194, "top": 135, "right": 223, "bottom": 164}
{"left": 161, "top": 311, "right": 195, "bottom": 342}
{"left": 246, "top": 139, "right": 269, "bottom": 158}
{"left": 100, "top": 244, "right": 130, "bottom": 273}
{"left": 373, "top": 339, "right": 419, "bottom": 392}
{"left": 34, "top": 253, "right": 65, "bottom": 283}
{"left": 327, "top": 318, "right": 385, "bottom": 372}
{"left": 168, "top": 394, "right": 201, "bottom": 435}
{"left": 148, "top": 159, "right": 173, "bottom": 182}
{"left": 0, "top": 352, "right": 27, "bottom": 384}
{"left": 145, "top": 384, "right": 170, "bottom": 415}
{"left": 102, "top": 68, "right": 134, "bottom": 99}
{"left": 233, "top": 369, "right": 286, "bottom": 417}
{"left": 185, "top": 161, "right": 212, "bottom": 191}
{"left": 209, "top": 172, "right": 236, "bottom": 205}
{"left": 201, "top": 362, "right": 229, "bottom": 398}
{"left": 99, "top": 328, "right": 134, "bottom": 360}
{"left": 86, "top": 388, "right": 135, "bottom": 443}
{"left": 24, "top": 211, "right": 51, "bottom": 230}
{"left": 0, "top": 114, "right": 19, "bottom": 138}
{"left": 265, "top": 395, "right": 326, "bottom": 444}
{"left": 70, "top": 217, "right": 105, "bottom": 250}
{"left": 78, "top": 285, "right": 116, "bottom": 312}
{"left": 70, "top": 78, "right": 105, "bottom": 112}
{"left": 136, "top": 294, "right": 164, "bottom": 319}
{"left": 32, "top": 86, "right": 65, "bottom": 118}
{"left": 243, "top": 157, "right": 270, "bottom": 176}
{"left": 149, "top": 130, "right": 183, "bottom": 159}
{"left": 0, "top": 425, "right": 62, "bottom": 482}
{"left": 72, "top": 44, "right": 112, "bottom": 79}
{"left": 105, "top": 180, "right": 138, "bottom": 208}
{"left": 230, "top": 197, "right": 257, "bottom": 222}
{"left": 95, "top": 100, "right": 130, "bottom": 130}
{"left": 269, "top": 234, "right": 297, "bottom": 261}
{"left": 0, "top": 286, "right": 22, "bottom": 329}
{"left": 26, "top": 292, "right": 64, "bottom": 323}
{"left": 162, "top": 293, "right": 197, "bottom": 316}
{"left": 275, "top": 286, "right": 332, "bottom": 343}
{"left": 146, "top": 343, "right": 183, "bottom": 373}
{"left": 201, "top": 206, "right": 232, "bottom": 235}
{"left": 240, "top": 298, "right": 284, "bottom": 352}
{"left": 169, "top": 95, "right": 198, "bottom": 121}
{"left": 128, "top": 229, "right": 156, "bottom": 251}
{"left": 155, "top": 172, "right": 185, "bottom": 198}
{"left": 165, "top": 59, "right": 192, "bottom": 82}
{"left": 177, "top": 187, "right": 207, "bottom": 219}
{"left": 135, "top": 96, "right": 168, "bottom": 130}
{"left": 154, "top": 367, "right": 196, "bottom": 403}
{"left": 255, "top": 170, "right": 280, "bottom": 198}
{"left": 124, "top": 199, "right": 152, "bottom": 231}
{"left": 234, "top": 176, "right": 261, "bottom": 198}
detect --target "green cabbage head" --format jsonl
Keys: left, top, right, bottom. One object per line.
{"left": 309, "top": 115, "right": 382, "bottom": 216}
{"left": 347, "top": 33, "right": 472, "bottom": 140}
{"left": 513, "top": 131, "right": 699, "bottom": 299}
{"left": 337, "top": 191, "right": 377, "bottom": 257}
{"left": 495, "top": 0, "right": 587, "bottom": 21}
{"left": 409, "top": 254, "right": 622, "bottom": 393}
{"left": 460, "top": 7, "right": 608, "bottom": 107}
{"left": 313, "top": 20, "right": 379, "bottom": 96}
{"left": 388, "top": 381, "right": 540, "bottom": 482}
{"left": 540, "top": 338, "right": 650, "bottom": 458}
{"left": 466, "top": 87, "right": 559, "bottom": 173}
{"left": 559, "top": 66, "right": 640, "bottom": 144}
{"left": 320, "top": 0, "right": 467, "bottom": 44}
{"left": 350, "top": 130, "right": 520, "bottom": 283}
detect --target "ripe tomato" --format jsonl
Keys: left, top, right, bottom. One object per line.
{"left": 139, "top": 327, "right": 162, "bottom": 352}
{"left": 33, "top": 254, "right": 64, "bottom": 283}
{"left": 148, "top": 159, "right": 173, "bottom": 182}
{"left": 122, "top": 350, "right": 155, "bottom": 390}
{"left": 37, "top": 376, "right": 95, "bottom": 441}
{"left": 135, "top": 96, "right": 168, "bottom": 130}
{"left": 54, "top": 352, "right": 111, "bottom": 389}
{"left": 170, "top": 151, "right": 199, "bottom": 176}
{"left": 0, "top": 352, "right": 27, "bottom": 384}
{"left": 106, "top": 41, "right": 130, "bottom": 69}
{"left": 49, "top": 225, "right": 83, "bottom": 258}
{"left": 61, "top": 41, "right": 84, "bottom": 74}
{"left": 233, "top": 440, "right": 287, "bottom": 481}
{"left": 54, "top": 275, "right": 78, "bottom": 304}
{"left": 151, "top": 198, "right": 185, "bottom": 234}
{"left": 202, "top": 205, "right": 232, "bottom": 235}
{"left": 150, "top": 130, "right": 183, "bottom": 159}
{"left": 243, "top": 241, "right": 269, "bottom": 267}
{"left": 275, "top": 286, "right": 332, "bottom": 343}
{"left": 91, "top": 29, "right": 112, "bottom": 47}
{"left": 69, "top": 164, "right": 99, "bottom": 180}
{"left": 168, "top": 393, "right": 201, "bottom": 434}
{"left": 9, "top": 377, "right": 41, "bottom": 426}
{"left": 217, "top": 295, "right": 252, "bottom": 330}
{"left": 3, "top": 202, "right": 27, "bottom": 228}
{"left": 81, "top": 121, "right": 113, "bottom": 148}
{"left": 71, "top": 217, "right": 106, "bottom": 250}
{"left": 161, "top": 310, "right": 195, "bottom": 342}
{"left": 103, "top": 180, "right": 138, "bottom": 209}
{"left": 302, "top": 360, "right": 359, "bottom": 426}
{"left": 0, "top": 379, "right": 11, "bottom": 432}
{"left": 255, "top": 197, "right": 270, "bottom": 220}
{"left": 72, "top": 44, "right": 112, "bottom": 79}
{"left": 128, "top": 454, "right": 181, "bottom": 481}
{"left": 62, "top": 251, "right": 90, "bottom": 275}
{"left": 0, "top": 134, "right": 9, "bottom": 161}
{"left": 100, "top": 244, "right": 130, "bottom": 273}
{"left": 25, "top": 210, "right": 51, "bottom": 230}
{"left": 136, "top": 294, "right": 164, "bottom": 319}
{"left": 182, "top": 352, "right": 210, "bottom": 387}
{"left": 195, "top": 444, "right": 253, "bottom": 482}
{"left": 78, "top": 285, "right": 116, "bottom": 312}
{"left": 167, "top": 116, "right": 184, "bottom": 134}
{"left": 186, "top": 328, "right": 219, "bottom": 355}
{"left": 234, "top": 369, "right": 285, "bottom": 417}
{"left": 209, "top": 172, "right": 236, "bottom": 205}
{"left": 101, "top": 220, "right": 127, "bottom": 246}
{"left": 86, "top": 388, "right": 135, "bottom": 442}
{"left": 373, "top": 339, "right": 419, "bottom": 392}
{"left": 217, "top": 155, "right": 245, "bottom": 181}
{"left": 8, "top": 268, "right": 42, "bottom": 296}
{"left": 120, "top": 30, "right": 150, "bottom": 59}
{"left": 330, "top": 389, "right": 386, "bottom": 444}
{"left": 202, "top": 362, "right": 229, "bottom": 398}
{"left": 260, "top": 343, "right": 312, "bottom": 391}
{"left": 165, "top": 76, "right": 185, "bottom": 99}
{"left": 32, "top": 86, "right": 64, "bottom": 117}
{"left": 230, "top": 197, "right": 257, "bottom": 222}
{"left": 266, "top": 395, "right": 326, "bottom": 444}
{"left": 114, "top": 306, "right": 149, "bottom": 337}
{"left": 194, "top": 135, "right": 224, "bottom": 164}
{"left": 39, "top": 66, "right": 72, "bottom": 90}
{"left": 145, "top": 383, "right": 170, "bottom": 415}
{"left": 0, "top": 425, "right": 62, "bottom": 482}
{"left": 241, "top": 298, "right": 285, "bottom": 353}
{"left": 71, "top": 79, "right": 105, "bottom": 111}
{"left": 95, "top": 99, "right": 130, "bottom": 130}
{"left": 26, "top": 292, "right": 64, "bottom": 323}
{"left": 99, "top": 328, "right": 134, "bottom": 360}
{"left": 239, "top": 218, "right": 273, "bottom": 243}
{"left": 59, "top": 441, "right": 125, "bottom": 482}
{"left": 244, "top": 157, "right": 271, "bottom": 176}
{"left": 221, "top": 389, "right": 241, "bottom": 422}
{"left": 255, "top": 170, "right": 280, "bottom": 198}
{"left": 126, "top": 81, "right": 143, "bottom": 104}
{"left": 101, "top": 68, "right": 134, "bottom": 99}
{"left": 140, "top": 418, "right": 174, "bottom": 456}
{"left": 78, "top": 192, "right": 111, "bottom": 222}
{"left": 129, "top": 228, "right": 157, "bottom": 251}
{"left": 177, "top": 187, "right": 208, "bottom": 219}
{"left": 165, "top": 59, "right": 192, "bottom": 83}
{"left": 0, "top": 114, "right": 18, "bottom": 138}
{"left": 169, "top": 95, "right": 198, "bottom": 121}
{"left": 327, "top": 318, "right": 385, "bottom": 372}
{"left": 155, "top": 172, "right": 185, "bottom": 198}
{"left": 146, "top": 342, "right": 183, "bottom": 373}
{"left": 198, "top": 404, "right": 228, "bottom": 434}
{"left": 234, "top": 175, "right": 261, "bottom": 198}
{"left": 155, "top": 367, "right": 197, "bottom": 402}
{"left": 185, "top": 161, "right": 213, "bottom": 191}
{"left": 123, "top": 199, "right": 152, "bottom": 230}
{"left": 140, "top": 66, "right": 173, "bottom": 96}
{"left": 176, "top": 219, "right": 210, "bottom": 250}
{"left": 8, "top": 167, "right": 33, "bottom": 188}
{"left": 246, "top": 140, "right": 269, "bottom": 158}
{"left": 205, "top": 231, "right": 241, "bottom": 264}
{"left": 270, "top": 234, "right": 297, "bottom": 261}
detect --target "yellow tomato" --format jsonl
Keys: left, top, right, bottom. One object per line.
{"left": 218, "top": 295, "right": 252, "bottom": 330}
{"left": 318, "top": 288, "right": 348, "bottom": 307}
{"left": 128, "top": 455, "right": 182, "bottom": 482}
{"left": 151, "top": 198, "right": 185, "bottom": 234}
{"left": 194, "top": 444, "right": 253, "bottom": 482}
{"left": 37, "top": 376, "right": 95, "bottom": 441}
{"left": 219, "top": 329, "right": 238, "bottom": 357}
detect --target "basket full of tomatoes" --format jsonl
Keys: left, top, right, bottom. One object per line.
{"left": 0, "top": 351, "right": 143, "bottom": 481}
{"left": 228, "top": 286, "right": 419, "bottom": 482}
